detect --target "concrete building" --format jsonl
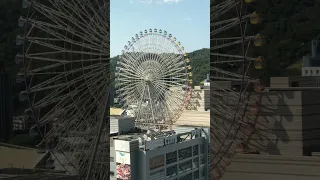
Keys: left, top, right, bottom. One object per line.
{"left": 110, "top": 115, "right": 135, "bottom": 134}
{"left": 110, "top": 129, "right": 209, "bottom": 180}
{"left": 270, "top": 76, "right": 320, "bottom": 88}
{"left": 302, "top": 38, "right": 320, "bottom": 76}
{"left": 222, "top": 154, "right": 320, "bottom": 180}
{"left": 216, "top": 77, "right": 320, "bottom": 180}
{"left": 175, "top": 111, "right": 209, "bottom": 127}
{"left": 245, "top": 89, "right": 320, "bottom": 156}
{"left": 186, "top": 86, "right": 210, "bottom": 112}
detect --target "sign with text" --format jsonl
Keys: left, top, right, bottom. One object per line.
{"left": 165, "top": 135, "right": 177, "bottom": 145}
{"left": 116, "top": 151, "right": 131, "bottom": 165}
{"left": 191, "top": 129, "right": 201, "bottom": 137}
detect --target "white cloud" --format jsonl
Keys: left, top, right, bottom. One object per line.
{"left": 184, "top": 17, "right": 192, "bottom": 21}
{"left": 139, "top": 0, "right": 153, "bottom": 4}
{"left": 130, "top": 0, "right": 183, "bottom": 4}
{"left": 156, "top": 0, "right": 184, "bottom": 4}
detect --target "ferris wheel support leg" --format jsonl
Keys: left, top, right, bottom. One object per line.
{"left": 147, "top": 84, "right": 156, "bottom": 129}
{"left": 85, "top": 92, "right": 109, "bottom": 180}
{"left": 136, "top": 85, "right": 146, "bottom": 128}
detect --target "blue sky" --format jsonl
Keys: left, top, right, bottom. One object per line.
{"left": 110, "top": 0, "right": 210, "bottom": 57}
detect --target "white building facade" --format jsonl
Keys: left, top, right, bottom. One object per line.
{"left": 110, "top": 129, "right": 209, "bottom": 180}
{"left": 302, "top": 39, "right": 320, "bottom": 76}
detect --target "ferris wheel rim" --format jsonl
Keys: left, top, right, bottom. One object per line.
{"left": 20, "top": 1, "right": 78, "bottom": 174}
{"left": 19, "top": 0, "right": 111, "bottom": 177}
{"left": 210, "top": 0, "right": 263, "bottom": 178}
{"left": 116, "top": 29, "right": 193, "bottom": 127}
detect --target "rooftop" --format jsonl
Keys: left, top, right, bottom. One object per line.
{"left": 0, "top": 143, "right": 48, "bottom": 170}
{"left": 112, "top": 128, "right": 204, "bottom": 151}
{"left": 0, "top": 168, "right": 76, "bottom": 180}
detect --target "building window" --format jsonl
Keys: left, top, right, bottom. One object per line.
{"left": 110, "top": 171, "right": 115, "bottom": 176}
{"left": 179, "top": 173, "right": 192, "bottom": 180}
{"left": 110, "top": 157, "right": 114, "bottom": 162}
{"left": 166, "top": 165, "right": 177, "bottom": 178}
{"left": 200, "top": 145, "right": 204, "bottom": 154}
{"left": 193, "top": 157, "right": 199, "bottom": 168}
{"left": 200, "top": 156, "right": 205, "bottom": 165}
{"left": 193, "top": 170, "right": 199, "bottom": 179}
{"left": 305, "top": 70, "right": 308, "bottom": 74}
{"left": 149, "top": 155, "right": 164, "bottom": 170}
{"left": 178, "top": 160, "right": 192, "bottom": 173}
{"left": 166, "top": 151, "right": 177, "bottom": 165}
{"left": 193, "top": 145, "right": 198, "bottom": 156}
{"left": 200, "top": 168, "right": 206, "bottom": 177}
{"left": 178, "top": 147, "right": 192, "bottom": 160}
{"left": 291, "top": 81, "right": 299, "bottom": 87}
{"left": 317, "top": 70, "right": 319, "bottom": 74}
{"left": 149, "top": 169, "right": 164, "bottom": 179}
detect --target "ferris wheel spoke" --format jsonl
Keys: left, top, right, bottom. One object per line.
{"left": 27, "top": 18, "right": 101, "bottom": 49}
{"left": 43, "top": 82, "right": 109, "bottom": 144}
{"left": 33, "top": 73, "right": 106, "bottom": 109}
{"left": 35, "top": 80, "right": 108, "bottom": 128}
{"left": 117, "top": 65, "right": 144, "bottom": 79}
{"left": 212, "top": 36, "right": 256, "bottom": 50}
{"left": 211, "top": 0, "right": 237, "bottom": 18}
{"left": 153, "top": 79, "right": 186, "bottom": 87}
{"left": 118, "top": 72, "right": 143, "bottom": 82}
{"left": 212, "top": 53, "right": 255, "bottom": 60}
{"left": 25, "top": 18, "right": 103, "bottom": 48}
{"left": 26, "top": 39, "right": 105, "bottom": 57}
{"left": 162, "top": 56, "right": 185, "bottom": 70}
{"left": 121, "top": 55, "right": 145, "bottom": 70}
{"left": 34, "top": 74, "right": 108, "bottom": 122}
{"left": 150, "top": 82, "right": 186, "bottom": 107}
{"left": 26, "top": 33, "right": 104, "bottom": 53}
{"left": 26, "top": 61, "right": 104, "bottom": 76}
{"left": 28, "top": 67, "right": 104, "bottom": 93}
{"left": 32, "top": 1, "right": 105, "bottom": 43}
{"left": 159, "top": 66, "right": 185, "bottom": 78}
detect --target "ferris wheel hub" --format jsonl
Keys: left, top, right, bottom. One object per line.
{"left": 144, "top": 74, "right": 152, "bottom": 81}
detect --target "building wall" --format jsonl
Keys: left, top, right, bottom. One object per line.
{"left": 109, "top": 146, "right": 117, "bottom": 180}
{"left": 242, "top": 90, "right": 320, "bottom": 156}
{"left": 110, "top": 116, "right": 135, "bottom": 134}
{"left": 143, "top": 137, "right": 208, "bottom": 180}
{"left": 216, "top": 90, "right": 320, "bottom": 156}
{"left": 222, "top": 154, "right": 320, "bottom": 180}
{"left": 187, "top": 86, "right": 210, "bottom": 111}
{"left": 246, "top": 91, "right": 304, "bottom": 156}
{"left": 175, "top": 111, "right": 210, "bottom": 127}
{"left": 0, "top": 71, "right": 13, "bottom": 142}
{"left": 110, "top": 137, "right": 209, "bottom": 180}
{"left": 270, "top": 76, "right": 320, "bottom": 88}
{"left": 302, "top": 67, "right": 320, "bottom": 76}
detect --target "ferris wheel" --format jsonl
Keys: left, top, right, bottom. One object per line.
{"left": 115, "top": 29, "right": 193, "bottom": 130}
{"left": 211, "top": 0, "right": 265, "bottom": 179}
{"left": 16, "top": 0, "right": 110, "bottom": 179}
